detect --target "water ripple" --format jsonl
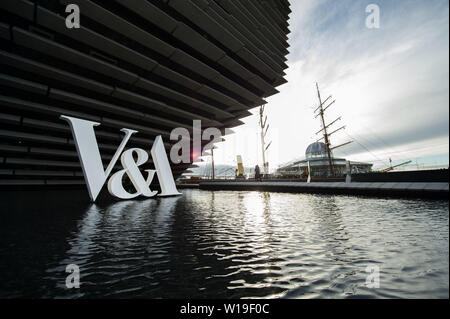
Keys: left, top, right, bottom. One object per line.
{"left": 0, "top": 190, "right": 448, "bottom": 298}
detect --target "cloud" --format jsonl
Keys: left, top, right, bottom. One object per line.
{"left": 211, "top": 0, "right": 449, "bottom": 170}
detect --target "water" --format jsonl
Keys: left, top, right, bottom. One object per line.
{"left": 0, "top": 189, "right": 448, "bottom": 298}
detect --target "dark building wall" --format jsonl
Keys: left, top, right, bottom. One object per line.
{"left": 0, "top": 0, "right": 290, "bottom": 187}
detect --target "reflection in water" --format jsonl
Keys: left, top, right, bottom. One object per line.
{"left": 1, "top": 190, "right": 448, "bottom": 298}
{"left": 47, "top": 197, "right": 181, "bottom": 298}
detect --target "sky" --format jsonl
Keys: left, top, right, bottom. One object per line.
{"left": 202, "top": 0, "right": 449, "bottom": 172}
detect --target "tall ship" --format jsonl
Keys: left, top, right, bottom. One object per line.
{"left": 276, "top": 83, "right": 448, "bottom": 183}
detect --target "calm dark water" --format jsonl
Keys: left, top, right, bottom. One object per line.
{"left": 0, "top": 189, "right": 448, "bottom": 298}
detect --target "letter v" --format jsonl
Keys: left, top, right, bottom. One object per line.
{"left": 61, "top": 116, "right": 137, "bottom": 202}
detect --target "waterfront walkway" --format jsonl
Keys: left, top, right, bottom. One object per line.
{"left": 199, "top": 181, "right": 449, "bottom": 199}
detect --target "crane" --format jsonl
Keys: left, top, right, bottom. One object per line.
{"left": 379, "top": 160, "right": 412, "bottom": 173}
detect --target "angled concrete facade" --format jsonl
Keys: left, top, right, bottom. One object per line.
{"left": 0, "top": 0, "right": 290, "bottom": 186}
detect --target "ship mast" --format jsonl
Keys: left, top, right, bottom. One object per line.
{"left": 314, "top": 83, "right": 352, "bottom": 176}
{"left": 315, "top": 83, "right": 334, "bottom": 175}
{"left": 259, "top": 104, "right": 271, "bottom": 176}
{"left": 211, "top": 147, "right": 215, "bottom": 180}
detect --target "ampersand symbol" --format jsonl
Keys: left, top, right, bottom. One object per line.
{"left": 107, "top": 148, "right": 157, "bottom": 199}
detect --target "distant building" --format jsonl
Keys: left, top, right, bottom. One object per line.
{"left": 277, "top": 142, "right": 373, "bottom": 177}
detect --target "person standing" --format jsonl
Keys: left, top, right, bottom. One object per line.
{"left": 255, "top": 164, "right": 261, "bottom": 182}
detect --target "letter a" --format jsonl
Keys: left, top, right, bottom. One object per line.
{"left": 65, "top": 264, "right": 80, "bottom": 289}
{"left": 365, "top": 4, "right": 380, "bottom": 29}
{"left": 65, "top": 4, "right": 80, "bottom": 29}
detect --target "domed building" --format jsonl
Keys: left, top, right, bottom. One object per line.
{"left": 277, "top": 142, "right": 373, "bottom": 178}
{"left": 305, "top": 142, "right": 328, "bottom": 159}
